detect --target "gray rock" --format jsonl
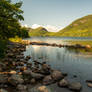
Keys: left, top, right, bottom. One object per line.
{"left": 43, "top": 75, "right": 53, "bottom": 85}
{"left": 51, "top": 70, "right": 63, "bottom": 81}
{"left": 16, "top": 84, "right": 27, "bottom": 91}
{"left": 38, "top": 86, "right": 50, "bottom": 92}
{"left": 68, "top": 82, "right": 82, "bottom": 91}
{"left": 8, "top": 74, "right": 24, "bottom": 86}
{"left": 87, "top": 83, "right": 92, "bottom": 88}
{"left": 0, "top": 74, "right": 8, "bottom": 84}
{"left": 30, "top": 78, "right": 36, "bottom": 84}
{"left": 28, "top": 85, "right": 51, "bottom": 92}
{"left": 0, "top": 89, "right": 8, "bottom": 92}
{"left": 58, "top": 79, "right": 69, "bottom": 87}
{"left": 23, "top": 70, "right": 44, "bottom": 79}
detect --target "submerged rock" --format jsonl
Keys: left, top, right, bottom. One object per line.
{"left": 58, "top": 79, "right": 69, "bottom": 87}
{"left": 68, "top": 82, "right": 82, "bottom": 91}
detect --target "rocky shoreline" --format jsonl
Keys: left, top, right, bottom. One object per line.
{"left": 0, "top": 41, "right": 92, "bottom": 92}
{"left": 22, "top": 40, "right": 92, "bottom": 49}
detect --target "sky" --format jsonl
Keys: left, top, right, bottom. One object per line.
{"left": 14, "top": 0, "right": 92, "bottom": 32}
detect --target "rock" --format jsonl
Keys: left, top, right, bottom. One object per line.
{"left": 62, "top": 73, "right": 68, "bottom": 77}
{"left": 31, "top": 71, "right": 44, "bottom": 80}
{"left": 68, "top": 82, "right": 82, "bottom": 91}
{"left": 0, "top": 63, "right": 6, "bottom": 72}
{"left": 10, "top": 71, "right": 17, "bottom": 74}
{"left": 0, "top": 74, "right": 8, "bottom": 84}
{"left": 41, "top": 64, "right": 51, "bottom": 75}
{"left": 87, "top": 83, "right": 92, "bottom": 88}
{"left": 7, "top": 53, "right": 14, "bottom": 58}
{"left": 73, "top": 75, "right": 77, "bottom": 78}
{"left": 86, "top": 80, "right": 92, "bottom": 83}
{"left": 75, "top": 44, "right": 82, "bottom": 48}
{"left": 26, "top": 56, "right": 31, "bottom": 60}
{"left": 20, "top": 66, "right": 27, "bottom": 71}
{"left": 38, "top": 86, "right": 49, "bottom": 92}
{"left": 58, "top": 79, "right": 69, "bottom": 87}
{"left": 23, "top": 70, "right": 44, "bottom": 79}
{"left": 30, "top": 78, "right": 36, "bottom": 84}
{"left": 86, "top": 80, "right": 92, "bottom": 88}
{"left": 43, "top": 75, "right": 53, "bottom": 85}
{"left": 42, "top": 64, "right": 50, "bottom": 71}
{"left": 8, "top": 74, "right": 24, "bottom": 86}
{"left": 51, "top": 70, "right": 64, "bottom": 81}
{"left": 0, "top": 89, "right": 8, "bottom": 92}
{"left": 85, "top": 45, "right": 91, "bottom": 49}
{"left": 17, "top": 84, "right": 27, "bottom": 91}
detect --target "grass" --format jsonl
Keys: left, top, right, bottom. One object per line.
{"left": 9, "top": 36, "right": 22, "bottom": 43}
{"left": 67, "top": 40, "right": 92, "bottom": 46}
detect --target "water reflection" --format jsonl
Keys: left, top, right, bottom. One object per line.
{"left": 24, "top": 37, "right": 92, "bottom": 92}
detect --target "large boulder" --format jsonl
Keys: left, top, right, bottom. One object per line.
{"left": 58, "top": 79, "right": 69, "bottom": 87}
{"left": 43, "top": 75, "right": 53, "bottom": 85}
{"left": 23, "top": 70, "right": 44, "bottom": 80}
{"left": 8, "top": 74, "right": 24, "bottom": 86}
{"left": 51, "top": 70, "right": 64, "bottom": 81}
{"left": 68, "top": 82, "right": 82, "bottom": 91}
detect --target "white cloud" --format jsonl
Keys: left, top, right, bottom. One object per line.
{"left": 24, "top": 24, "right": 28, "bottom": 27}
{"left": 22, "top": 24, "right": 29, "bottom": 28}
{"left": 31, "top": 24, "right": 41, "bottom": 29}
{"left": 31, "top": 24, "right": 62, "bottom": 32}
{"left": 45, "top": 25, "right": 60, "bottom": 32}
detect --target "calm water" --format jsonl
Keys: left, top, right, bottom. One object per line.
{"left": 24, "top": 37, "right": 92, "bottom": 92}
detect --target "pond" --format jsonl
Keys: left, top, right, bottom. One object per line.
{"left": 24, "top": 37, "right": 92, "bottom": 92}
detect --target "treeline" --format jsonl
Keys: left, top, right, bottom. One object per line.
{"left": 0, "top": 0, "right": 29, "bottom": 58}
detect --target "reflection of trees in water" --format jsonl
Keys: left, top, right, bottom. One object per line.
{"left": 56, "top": 51, "right": 61, "bottom": 60}
{"left": 65, "top": 47, "right": 88, "bottom": 54}
{"left": 30, "top": 46, "right": 49, "bottom": 62}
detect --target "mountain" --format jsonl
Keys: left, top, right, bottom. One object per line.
{"left": 56, "top": 15, "right": 92, "bottom": 37}
{"left": 29, "top": 15, "right": 92, "bottom": 37}
{"left": 29, "top": 27, "right": 49, "bottom": 36}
